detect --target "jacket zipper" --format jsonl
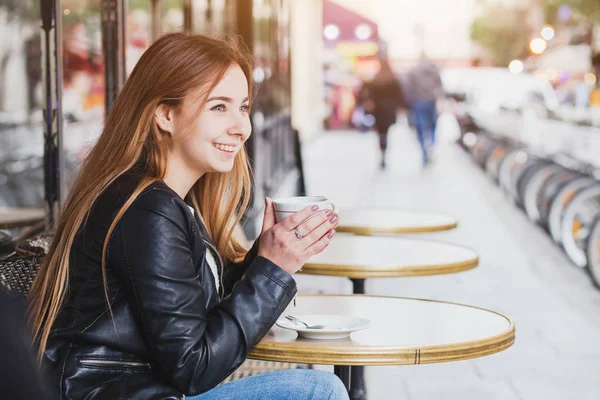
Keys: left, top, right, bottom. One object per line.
{"left": 203, "top": 239, "right": 224, "bottom": 300}
{"left": 79, "top": 359, "right": 150, "bottom": 369}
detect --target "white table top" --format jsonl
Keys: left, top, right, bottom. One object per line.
{"left": 250, "top": 295, "right": 515, "bottom": 366}
{"left": 0, "top": 207, "right": 45, "bottom": 229}
{"left": 336, "top": 208, "right": 457, "bottom": 235}
{"left": 301, "top": 235, "right": 479, "bottom": 278}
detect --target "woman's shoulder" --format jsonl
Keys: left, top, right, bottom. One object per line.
{"left": 131, "top": 181, "right": 191, "bottom": 225}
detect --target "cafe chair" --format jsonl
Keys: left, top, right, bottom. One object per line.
{"left": 0, "top": 231, "right": 13, "bottom": 257}
{"left": 0, "top": 255, "right": 42, "bottom": 297}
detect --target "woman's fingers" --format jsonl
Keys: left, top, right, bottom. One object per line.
{"left": 259, "top": 205, "right": 338, "bottom": 275}
{"left": 299, "top": 211, "right": 338, "bottom": 246}
{"left": 305, "top": 228, "right": 336, "bottom": 256}
{"left": 295, "top": 209, "right": 333, "bottom": 233}
{"left": 279, "top": 205, "right": 320, "bottom": 231}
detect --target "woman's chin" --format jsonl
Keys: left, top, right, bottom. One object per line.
{"left": 211, "top": 162, "right": 235, "bottom": 174}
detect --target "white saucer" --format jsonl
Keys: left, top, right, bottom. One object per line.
{"left": 276, "top": 314, "right": 372, "bottom": 340}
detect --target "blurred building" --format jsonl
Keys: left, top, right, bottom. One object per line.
{"left": 322, "top": 0, "right": 380, "bottom": 129}
{"left": 291, "top": 0, "right": 326, "bottom": 142}
{"left": 334, "top": 0, "right": 479, "bottom": 67}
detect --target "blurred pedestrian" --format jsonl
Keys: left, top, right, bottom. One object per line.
{"left": 361, "top": 58, "right": 406, "bottom": 169}
{"left": 408, "top": 52, "right": 443, "bottom": 166}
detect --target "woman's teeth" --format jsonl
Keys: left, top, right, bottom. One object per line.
{"left": 213, "top": 143, "right": 235, "bottom": 152}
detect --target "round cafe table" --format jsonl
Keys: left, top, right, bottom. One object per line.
{"left": 249, "top": 294, "right": 515, "bottom": 394}
{"left": 298, "top": 235, "right": 479, "bottom": 400}
{"left": 300, "top": 235, "right": 479, "bottom": 279}
{"left": 0, "top": 207, "right": 45, "bottom": 230}
{"left": 336, "top": 208, "right": 458, "bottom": 235}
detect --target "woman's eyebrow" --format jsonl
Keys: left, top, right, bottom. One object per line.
{"left": 206, "top": 96, "right": 249, "bottom": 103}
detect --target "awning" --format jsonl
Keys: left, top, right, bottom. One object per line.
{"left": 323, "top": 0, "right": 379, "bottom": 45}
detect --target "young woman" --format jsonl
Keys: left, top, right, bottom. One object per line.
{"left": 28, "top": 33, "right": 346, "bottom": 400}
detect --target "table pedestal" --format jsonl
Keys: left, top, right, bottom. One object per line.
{"left": 334, "top": 365, "right": 351, "bottom": 393}
{"left": 349, "top": 279, "right": 367, "bottom": 400}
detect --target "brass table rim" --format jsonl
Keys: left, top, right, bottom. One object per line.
{"left": 300, "top": 239, "right": 480, "bottom": 278}
{"left": 300, "top": 256, "right": 479, "bottom": 278}
{"left": 335, "top": 209, "right": 458, "bottom": 235}
{"left": 336, "top": 221, "right": 458, "bottom": 235}
{"left": 249, "top": 294, "right": 515, "bottom": 366}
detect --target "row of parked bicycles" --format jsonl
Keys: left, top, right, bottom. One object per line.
{"left": 460, "top": 132, "right": 600, "bottom": 290}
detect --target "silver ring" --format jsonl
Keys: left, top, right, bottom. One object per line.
{"left": 294, "top": 228, "right": 304, "bottom": 240}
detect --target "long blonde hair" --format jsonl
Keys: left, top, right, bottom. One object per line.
{"left": 28, "top": 33, "right": 254, "bottom": 360}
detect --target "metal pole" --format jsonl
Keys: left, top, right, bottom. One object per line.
{"left": 333, "top": 365, "right": 351, "bottom": 393}
{"left": 183, "top": 0, "right": 192, "bottom": 33}
{"left": 101, "top": 0, "right": 126, "bottom": 113}
{"left": 151, "top": 0, "right": 160, "bottom": 42}
{"left": 235, "top": 0, "right": 260, "bottom": 238}
{"left": 350, "top": 279, "right": 367, "bottom": 400}
{"left": 40, "top": 0, "right": 63, "bottom": 230}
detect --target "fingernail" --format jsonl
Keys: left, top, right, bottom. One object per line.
{"left": 325, "top": 210, "right": 332, "bottom": 216}
{"left": 329, "top": 215, "right": 337, "bottom": 223}
{"left": 327, "top": 229, "right": 336, "bottom": 238}
{"left": 311, "top": 205, "right": 319, "bottom": 211}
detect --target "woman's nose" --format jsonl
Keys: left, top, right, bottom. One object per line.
{"left": 228, "top": 114, "right": 250, "bottom": 138}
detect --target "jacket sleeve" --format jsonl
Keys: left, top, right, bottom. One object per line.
{"left": 109, "top": 198, "right": 296, "bottom": 395}
{"left": 222, "top": 238, "right": 260, "bottom": 296}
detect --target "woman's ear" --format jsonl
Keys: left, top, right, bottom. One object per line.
{"left": 155, "top": 104, "right": 174, "bottom": 136}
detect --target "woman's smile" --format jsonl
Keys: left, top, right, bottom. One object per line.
{"left": 213, "top": 142, "right": 238, "bottom": 155}
{"left": 212, "top": 142, "right": 236, "bottom": 152}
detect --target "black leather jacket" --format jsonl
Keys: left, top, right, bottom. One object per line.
{"left": 44, "top": 171, "right": 297, "bottom": 399}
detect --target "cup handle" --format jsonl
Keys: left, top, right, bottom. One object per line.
{"left": 329, "top": 202, "right": 338, "bottom": 213}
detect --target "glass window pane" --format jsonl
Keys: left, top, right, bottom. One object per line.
{"left": 0, "top": 1, "right": 44, "bottom": 208}
{"left": 161, "top": 0, "right": 184, "bottom": 34}
{"left": 61, "top": 0, "right": 105, "bottom": 196}
{"left": 127, "top": 0, "right": 152, "bottom": 75}
{"left": 193, "top": 0, "right": 235, "bottom": 35}
{"left": 192, "top": 0, "right": 210, "bottom": 33}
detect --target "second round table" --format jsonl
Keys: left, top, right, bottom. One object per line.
{"left": 336, "top": 208, "right": 458, "bottom": 235}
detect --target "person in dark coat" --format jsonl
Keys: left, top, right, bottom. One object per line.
{"left": 360, "top": 58, "right": 406, "bottom": 169}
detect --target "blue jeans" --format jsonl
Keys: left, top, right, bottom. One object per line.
{"left": 187, "top": 369, "right": 349, "bottom": 400}
{"left": 411, "top": 100, "right": 438, "bottom": 164}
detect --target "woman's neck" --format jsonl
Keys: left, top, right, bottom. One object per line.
{"left": 163, "top": 158, "right": 204, "bottom": 199}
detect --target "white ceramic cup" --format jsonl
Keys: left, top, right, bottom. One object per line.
{"left": 272, "top": 196, "right": 337, "bottom": 223}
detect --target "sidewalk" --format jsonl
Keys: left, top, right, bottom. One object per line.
{"left": 295, "top": 120, "right": 600, "bottom": 399}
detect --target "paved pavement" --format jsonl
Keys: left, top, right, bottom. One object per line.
{"left": 294, "top": 118, "right": 600, "bottom": 399}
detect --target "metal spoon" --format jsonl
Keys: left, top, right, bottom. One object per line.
{"left": 284, "top": 315, "right": 327, "bottom": 329}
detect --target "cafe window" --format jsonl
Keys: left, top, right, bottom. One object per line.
{"left": 192, "top": 0, "right": 235, "bottom": 35}
{"left": 61, "top": 0, "right": 105, "bottom": 193}
{"left": 127, "top": 0, "right": 153, "bottom": 75}
{"left": 0, "top": 0, "right": 44, "bottom": 207}
{"left": 252, "top": 0, "right": 290, "bottom": 115}
{"left": 161, "top": 0, "right": 184, "bottom": 34}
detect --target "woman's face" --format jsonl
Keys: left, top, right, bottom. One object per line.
{"left": 163, "top": 64, "right": 251, "bottom": 177}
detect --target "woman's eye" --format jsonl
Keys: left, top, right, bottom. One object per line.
{"left": 211, "top": 104, "right": 226, "bottom": 112}
{"left": 240, "top": 104, "right": 250, "bottom": 112}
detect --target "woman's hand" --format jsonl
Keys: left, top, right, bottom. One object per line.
{"left": 258, "top": 198, "right": 338, "bottom": 275}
